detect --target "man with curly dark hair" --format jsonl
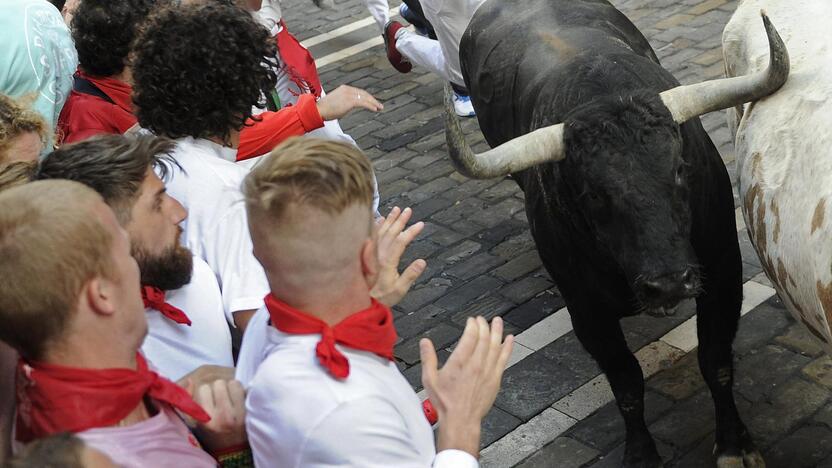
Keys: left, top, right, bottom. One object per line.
{"left": 132, "top": 2, "right": 382, "bottom": 331}
{"left": 57, "top": 0, "right": 163, "bottom": 144}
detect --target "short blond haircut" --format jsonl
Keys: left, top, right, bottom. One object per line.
{"left": 0, "top": 161, "right": 36, "bottom": 192}
{"left": 0, "top": 180, "right": 114, "bottom": 360}
{"left": 243, "top": 137, "right": 375, "bottom": 220}
{"left": 0, "top": 94, "right": 47, "bottom": 163}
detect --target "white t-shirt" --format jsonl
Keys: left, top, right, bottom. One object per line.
{"left": 165, "top": 137, "right": 269, "bottom": 323}
{"left": 140, "top": 256, "right": 234, "bottom": 382}
{"left": 238, "top": 321, "right": 479, "bottom": 468}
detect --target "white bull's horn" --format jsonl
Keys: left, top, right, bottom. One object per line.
{"left": 443, "top": 85, "right": 565, "bottom": 179}
{"left": 660, "top": 11, "right": 789, "bottom": 124}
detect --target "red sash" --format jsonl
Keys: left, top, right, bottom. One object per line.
{"left": 276, "top": 20, "right": 322, "bottom": 98}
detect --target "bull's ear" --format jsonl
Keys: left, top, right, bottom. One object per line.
{"left": 659, "top": 11, "right": 788, "bottom": 124}
{"left": 444, "top": 85, "right": 566, "bottom": 179}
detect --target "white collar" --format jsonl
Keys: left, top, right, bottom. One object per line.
{"left": 180, "top": 136, "right": 238, "bottom": 163}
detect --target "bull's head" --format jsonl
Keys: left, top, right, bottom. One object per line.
{"left": 444, "top": 12, "right": 788, "bottom": 314}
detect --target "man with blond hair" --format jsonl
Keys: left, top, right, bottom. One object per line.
{"left": 0, "top": 180, "right": 247, "bottom": 466}
{"left": 237, "top": 137, "right": 513, "bottom": 467}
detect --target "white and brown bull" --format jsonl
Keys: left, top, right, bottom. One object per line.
{"left": 724, "top": 1, "right": 832, "bottom": 348}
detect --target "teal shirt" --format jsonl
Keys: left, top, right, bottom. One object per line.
{"left": 0, "top": 0, "right": 77, "bottom": 151}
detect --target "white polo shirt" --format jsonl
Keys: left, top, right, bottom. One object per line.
{"left": 237, "top": 318, "right": 479, "bottom": 468}
{"left": 165, "top": 137, "right": 269, "bottom": 323}
{"left": 140, "top": 256, "right": 234, "bottom": 381}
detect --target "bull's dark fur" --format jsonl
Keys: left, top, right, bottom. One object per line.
{"left": 460, "top": 0, "right": 757, "bottom": 465}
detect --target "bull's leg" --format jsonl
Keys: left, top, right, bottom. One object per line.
{"left": 572, "top": 313, "right": 662, "bottom": 468}
{"left": 696, "top": 265, "right": 763, "bottom": 468}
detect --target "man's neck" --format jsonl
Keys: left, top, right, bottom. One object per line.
{"left": 44, "top": 342, "right": 137, "bottom": 370}
{"left": 207, "top": 128, "right": 241, "bottom": 149}
{"left": 273, "top": 279, "right": 374, "bottom": 327}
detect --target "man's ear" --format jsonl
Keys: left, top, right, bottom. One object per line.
{"left": 360, "top": 237, "right": 379, "bottom": 288}
{"left": 85, "top": 277, "right": 118, "bottom": 317}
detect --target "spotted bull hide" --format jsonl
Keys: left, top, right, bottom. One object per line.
{"left": 724, "top": 0, "right": 832, "bottom": 349}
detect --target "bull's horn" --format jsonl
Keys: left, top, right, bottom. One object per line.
{"left": 444, "top": 85, "right": 565, "bottom": 179}
{"left": 659, "top": 11, "right": 789, "bottom": 124}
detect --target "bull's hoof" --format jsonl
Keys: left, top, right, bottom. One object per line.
{"left": 716, "top": 450, "right": 766, "bottom": 468}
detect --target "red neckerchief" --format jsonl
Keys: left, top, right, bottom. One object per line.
{"left": 76, "top": 69, "right": 134, "bottom": 115}
{"left": 276, "top": 20, "right": 322, "bottom": 98}
{"left": 142, "top": 286, "right": 192, "bottom": 326}
{"left": 15, "top": 353, "right": 210, "bottom": 443}
{"left": 265, "top": 294, "right": 397, "bottom": 379}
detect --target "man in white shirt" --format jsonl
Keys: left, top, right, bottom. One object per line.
{"left": 131, "top": 3, "right": 384, "bottom": 330}
{"left": 239, "top": 137, "right": 513, "bottom": 467}
{"left": 37, "top": 135, "right": 235, "bottom": 381}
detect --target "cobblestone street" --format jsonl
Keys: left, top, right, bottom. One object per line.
{"left": 282, "top": 0, "right": 832, "bottom": 465}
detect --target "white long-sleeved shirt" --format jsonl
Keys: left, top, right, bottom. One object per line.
{"left": 237, "top": 311, "right": 478, "bottom": 468}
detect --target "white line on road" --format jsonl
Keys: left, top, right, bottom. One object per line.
{"left": 315, "top": 36, "right": 385, "bottom": 69}
{"left": 300, "top": 7, "right": 398, "bottom": 48}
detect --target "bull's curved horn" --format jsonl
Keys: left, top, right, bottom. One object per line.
{"left": 444, "top": 85, "right": 565, "bottom": 179}
{"left": 659, "top": 11, "right": 789, "bottom": 124}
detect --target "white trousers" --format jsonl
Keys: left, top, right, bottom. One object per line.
{"left": 364, "top": 0, "right": 391, "bottom": 31}
{"left": 395, "top": 30, "right": 453, "bottom": 83}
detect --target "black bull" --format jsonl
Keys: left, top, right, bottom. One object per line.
{"left": 446, "top": 0, "right": 785, "bottom": 466}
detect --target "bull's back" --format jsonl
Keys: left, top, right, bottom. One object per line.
{"left": 461, "top": 0, "right": 660, "bottom": 146}
{"left": 724, "top": 0, "right": 832, "bottom": 348}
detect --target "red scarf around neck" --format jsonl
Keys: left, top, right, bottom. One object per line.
{"left": 142, "top": 286, "right": 192, "bottom": 326}
{"left": 265, "top": 294, "right": 397, "bottom": 380}
{"left": 15, "top": 353, "right": 210, "bottom": 443}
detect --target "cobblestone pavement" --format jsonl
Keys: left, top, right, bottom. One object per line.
{"left": 280, "top": 0, "right": 832, "bottom": 465}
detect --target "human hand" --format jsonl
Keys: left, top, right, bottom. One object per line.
{"left": 421, "top": 316, "right": 513, "bottom": 457}
{"left": 185, "top": 378, "right": 247, "bottom": 452}
{"left": 370, "top": 206, "right": 426, "bottom": 307}
{"left": 177, "top": 365, "right": 235, "bottom": 390}
{"left": 316, "top": 85, "right": 383, "bottom": 121}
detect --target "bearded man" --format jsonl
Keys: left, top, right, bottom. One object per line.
{"left": 37, "top": 134, "right": 234, "bottom": 381}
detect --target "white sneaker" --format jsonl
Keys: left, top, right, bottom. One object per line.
{"left": 453, "top": 92, "right": 476, "bottom": 117}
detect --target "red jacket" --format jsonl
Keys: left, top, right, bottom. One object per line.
{"left": 56, "top": 70, "right": 324, "bottom": 160}
{"left": 57, "top": 71, "right": 136, "bottom": 145}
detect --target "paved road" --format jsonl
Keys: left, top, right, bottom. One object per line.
{"left": 280, "top": 0, "right": 832, "bottom": 465}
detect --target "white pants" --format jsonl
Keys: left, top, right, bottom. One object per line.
{"left": 398, "top": 0, "right": 486, "bottom": 86}
{"left": 395, "top": 30, "right": 453, "bottom": 83}
{"left": 364, "top": 0, "right": 391, "bottom": 31}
